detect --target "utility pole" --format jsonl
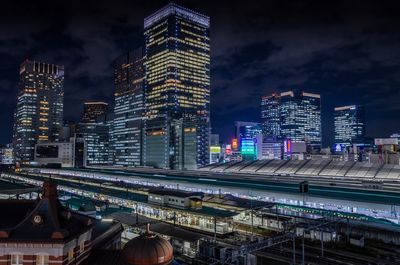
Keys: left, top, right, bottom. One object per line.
{"left": 214, "top": 216, "right": 217, "bottom": 243}
{"left": 293, "top": 234, "right": 296, "bottom": 265}
{"left": 320, "top": 228, "right": 324, "bottom": 258}
{"left": 249, "top": 190, "right": 254, "bottom": 241}
{"left": 302, "top": 231, "right": 305, "bottom": 265}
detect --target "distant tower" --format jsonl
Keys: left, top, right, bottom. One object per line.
{"left": 112, "top": 48, "right": 145, "bottom": 166}
{"left": 261, "top": 90, "right": 322, "bottom": 150}
{"left": 82, "top": 101, "right": 108, "bottom": 123}
{"left": 143, "top": 3, "right": 211, "bottom": 169}
{"left": 280, "top": 91, "right": 321, "bottom": 150}
{"left": 13, "top": 60, "right": 64, "bottom": 163}
{"left": 261, "top": 93, "right": 281, "bottom": 138}
{"left": 334, "top": 105, "right": 365, "bottom": 145}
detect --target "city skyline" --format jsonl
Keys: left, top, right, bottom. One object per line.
{"left": 1, "top": 0, "right": 400, "bottom": 146}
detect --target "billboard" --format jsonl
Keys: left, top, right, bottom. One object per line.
{"left": 283, "top": 139, "right": 292, "bottom": 154}
{"left": 210, "top": 146, "right": 221, "bottom": 154}
{"left": 241, "top": 138, "right": 256, "bottom": 155}
{"left": 36, "top": 145, "right": 59, "bottom": 158}
{"left": 232, "top": 138, "right": 238, "bottom": 150}
{"left": 225, "top": 144, "right": 232, "bottom": 155}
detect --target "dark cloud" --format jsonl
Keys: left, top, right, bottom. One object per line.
{"left": 1, "top": 0, "right": 400, "bottom": 146}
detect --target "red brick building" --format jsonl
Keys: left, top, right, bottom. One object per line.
{"left": 0, "top": 181, "right": 122, "bottom": 265}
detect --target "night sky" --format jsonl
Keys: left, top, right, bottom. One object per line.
{"left": 1, "top": 0, "right": 400, "bottom": 146}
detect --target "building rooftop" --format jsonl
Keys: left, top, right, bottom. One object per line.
{"left": 144, "top": 3, "right": 210, "bottom": 29}
{"left": 0, "top": 181, "right": 93, "bottom": 242}
{"left": 0, "top": 180, "right": 122, "bottom": 244}
{"left": 148, "top": 188, "right": 203, "bottom": 198}
{"left": 0, "top": 178, "right": 40, "bottom": 195}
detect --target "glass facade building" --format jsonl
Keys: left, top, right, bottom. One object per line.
{"left": 143, "top": 3, "right": 210, "bottom": 169}
{"left": 112, "top": 48, "right": 145, "bottom": 166}
{"left": 261, "top": 93, "right": 281, "bottom": 137}
{"left": 76, "top": 123, "right": 110, "bottom": 166}
{"left": 334, "top": 105, "right": 365, "bottom": 145}
{"left": 260, "top": 91, "right": 322, "bottom": 150}
{"left": 13, "top": 60, "right": 64, "bottom": 163}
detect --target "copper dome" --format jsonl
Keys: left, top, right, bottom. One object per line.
{"left": 122, "top": 225, "right": 173, "bottom": 265}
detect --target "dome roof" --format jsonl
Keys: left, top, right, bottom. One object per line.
{"left": 122, "top": 225, "right": 173, "bottom": 265}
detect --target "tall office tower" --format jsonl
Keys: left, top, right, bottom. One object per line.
{"left": 262, "top": 91, "right": 322, "bottom": 150}
{"left": 280, "top": 91, "right": 321, "bottom": 149}
{"left": 261, "top": 93, "right": 281, "bottom": 138}
{"left": 82, "top": 101, "right": 108, "bottom": 123}
{"left": 334, "top": 105, "right": 365, "bottom": 145}
{"left": 112, "top": 48, "right": 145, "bottom": 166}
{"left": 13, "top": 60, "right": 64, "bottom": 163}
{"left": 143, "top": 3, "right": 211, "bottom": 169}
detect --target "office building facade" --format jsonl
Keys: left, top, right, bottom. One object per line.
{"left": 261, "top": 91, "right": 322, "bottom": 150}
{"left": 13, "top": 60, "right": 64, "bottom": 163}
{"left": 82, "top": 101, "right": 108, "bottom": 123}
{"left": 0, "top": 144, "right": 14, "bottom": 165}
{"left": 234, "top": 121, "right": 262, "bottom": 147}
{"left": 34, "top": 142, "right": 76, "bottom": 168}
{"left": 143, "top": 3, "right": 211, "bottom": 169}
{"left": 76, "top": 123, "right": 110, "bottom": 166}
{"left": 261, "top": 93, "right": 281, "bottom": 137}
{"left": 112, "top": 48, "right": 145, "bottom": 166}
{"left": 334, "top": 105, "right": 365, "bottom": 145}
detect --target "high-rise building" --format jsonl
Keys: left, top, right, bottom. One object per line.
{"left": 261, "top": 91, "right": 322, "bottom": 150}
{"left": 334, "top": 105, "right": 365, "bottom": 145}
{"left": 143, "top": 3, "right": 211, "bottom": 169}
{"left": 76, "top": 123, "right": 110, "bottom": 166}
{"left": 280, "top": 91, "right": 321, "bottom": 149}
{"left": 82, "top": 101, "right": 108, "bottom": 123}
{"left": 261, "top": 93, "right": 281, "bottom": 137}
{"left": 13, "top": 60, "right": 64, "bottom": 163}
{"left": 112, "top": 48, "right": 145, "bottom": 166}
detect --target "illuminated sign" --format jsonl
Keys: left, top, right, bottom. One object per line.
{"left": 335, "top": 144, "right": 342, "bottom": 152}
{"left": 210, "top": 146, "right": 221, "bottom": 154}
{"left": 225, "top": 144, "right": 232, "bottom": 155}
{"left": 232, "top": 138, "right": 238, "bottom": 150}
{"left": 241, "top": 138, "right": 255, "bottom": 155}
{"left": 284, "top": 139, "right": 292, "bottom": 154}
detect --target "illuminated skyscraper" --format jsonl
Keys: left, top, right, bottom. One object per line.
{"left": 280, "top": 91, "right": 321, "bottom": 149}
{"left": 82, "top": 101, "right": 108, "bottom": 123}
{"left": 112, "top": 48, "right": 145, "bottom": 166}
{"left": 261, "top": 93, "right": 281, "bottom": 137}
{"left": 13, "top": 60, "right": 64, "bottom": 163}
{"left": 261, "top": 91, "right": 322, "bottom": 150}
{"left": 334, "top": 105, "right": 365, "bottom": 145}
{"left": 143, "top": 3, "right": 211, "bottom": 169}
